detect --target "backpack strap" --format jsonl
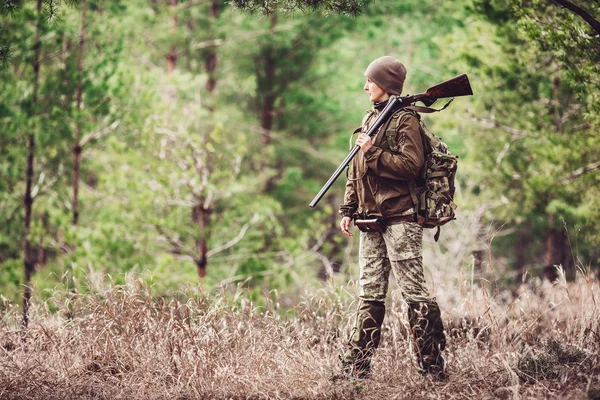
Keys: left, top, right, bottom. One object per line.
{"left": 385, "top": 108, "right": 421, "bottom": 137}
{"left": 386, "top": 109, "right": 427, "bottom": 216}
{"left": 361, "top": 110, "right": 376, "bottom": 130}
{"left": 384, "top": 110, "right": 407, "bottom": 152}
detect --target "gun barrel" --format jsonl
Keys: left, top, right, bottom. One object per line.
{"left": 309, "top": 146, "right": 360, "bottom": 208}
{"left": 309, "top": 97, "right": 401, "bottom": 208}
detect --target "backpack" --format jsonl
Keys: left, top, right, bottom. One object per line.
{"left": 388, "top": 108, "right": 458, "bottom": 241}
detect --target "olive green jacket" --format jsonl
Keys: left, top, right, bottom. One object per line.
{"left": 339, "top": 108, "right": 424, "bottom": 218}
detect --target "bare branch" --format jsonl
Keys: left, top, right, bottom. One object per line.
{"left": 31, "top": 172, "right": 58, "bottom": 201}
{"left": 187, "top": 22, "right": 299, "bottom": 53}
{"left": 471, "top": 115, "right": 535, "bottom": 140}
{"left": 495, "top": 141, "right": 511, "bottom": 168}
{"left": 154, "top": 127, "right": 180, "bottom": 140}
{"left": 534, "top": 55, "right": 556, "bottom": 70}
{"left": 190, "top": 38, "right": 225, "bottom": 50}
{"left": 552, "top": 0, "right": 600, "bottom": 37}
{"left": 173, "top": 0, "right": 212, "bottom": 11}
{"left": 217, "top": 269, "right": 276, "bottom": 287}
{"left": 154, "top": 224, "right": 195, "bottom": 258}
{"left": 166, "top": 199, "right": 197, "bottom": 207}
{"left": 81, "top": 120, "right": 121, "bottom": 148}
{"left": 279, "top": 227, "right": 339, "bottom": 275}
{"left": 561, "top": 160, "right": 600, "bottom": 184}
{"left": 313, "top": 252, "right": 334, "bottom": 278}
{"left": 209, "top": 250, "right": 288, "bottom": 263}
{"left": 308, "top": 228, "right": 336, "bottom": 253}
{"left": 206, "top": 213, "right": 260, "bottom": 258}
{"left": 190, "top": 146, "right": 205, "bottom": 178}
{"left": 574, "top": 123, "right": 592, "bottom": 132}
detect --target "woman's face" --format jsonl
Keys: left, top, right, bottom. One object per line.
{"left": 364, "top": 78, "right": 389, "bottom": 103}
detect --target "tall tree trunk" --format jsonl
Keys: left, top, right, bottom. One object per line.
{"left": 514, "top": 228, "right": 528, "bottom": 283}
{"left": 72, "top": 0, "right": 87, "bottom": 226}
{"left": 166, "top": 0, "right": 178, "bottom": 72}
{"left": 552, "top": 76, "right": 563, "bottom": 133}
{"left": 258, "top": 15, "right": 280, "bottom": 188}
{"left": 320, "top": 196, "right": 344, "bottom": 278}
{"left": 261, "top": 69, "right": 276, "bottom": 146}
{"left": 166, "top": 45, "right": 177, "bottom": 73}
{"left": 60, "top": 38, "right": 72, "bottom": 110}
{"left": 260, "top": 14, "right": 278, "bottom": 149}
{"left": 543, "top": 213, "right": 571, "bottom": 281}
{"left": 190, "top": 1, "right": 222, "bottom": 278}
{"left": 204, "top": 0, "right": 220, "bottom": 94}
{"left": 23, "top": 0, "right": 43, "bottom": 330}
{"left": 544, "top": 214, "right": 559, "bottom": 267}
{"left": 193, "top": 204, "right": 210, "bottom": 277}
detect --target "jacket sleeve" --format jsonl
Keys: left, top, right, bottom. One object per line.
{"left": 339, "top": 178, "right": 358, "bottom": 217}
{"left": 363, "top": 113, "right": 424, "bottom": 181}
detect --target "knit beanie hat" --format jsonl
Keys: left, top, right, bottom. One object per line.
{"left": 364, "top": 56, "right": 407, "bottom": 96}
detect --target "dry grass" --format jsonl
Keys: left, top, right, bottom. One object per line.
{"left": 1, "top": 211, "right": 599, "bottom": 399}
{"left": 0, "top": 271, "right": 599, "bottom": 400}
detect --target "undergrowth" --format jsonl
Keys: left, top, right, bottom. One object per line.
{"left": 1, "top": 269, "right": 599, "bottom": 399}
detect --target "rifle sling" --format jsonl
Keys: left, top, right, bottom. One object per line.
{"left": 404, "top": 98, "right": 454, "bottom": 114}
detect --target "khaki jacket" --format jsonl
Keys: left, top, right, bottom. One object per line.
{"left": 340, "top": 107, "right": 424, "bottom": 218}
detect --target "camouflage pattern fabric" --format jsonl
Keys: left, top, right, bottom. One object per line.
{"left": 341, "top": 299, "right": 385, "bottom": 376}
{"left": 417, "top": 126, "right": 458, "bottom": 229}
{"left": 358, "top": 222, "right": 429, "bottom": 304}
{"left": 407, "top": 300, "right": 446, "bottom": 377}
{"left": 342, "top": 222, "right": 446, "bottom": 377}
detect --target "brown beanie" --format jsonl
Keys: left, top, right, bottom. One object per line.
{"left": 364, "top": 56, "right": 407, "bottom": 96}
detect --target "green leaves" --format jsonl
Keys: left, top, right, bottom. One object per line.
{"left": 231, "top": 0, "right": 367, "bottom": 16}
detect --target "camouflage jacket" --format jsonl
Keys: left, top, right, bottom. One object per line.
{"left": 339, "top": 107, "right": 424, "bottom": 218}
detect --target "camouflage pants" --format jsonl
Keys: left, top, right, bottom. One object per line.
{"left": 343, "top": 222, "right": 446, "bottom": 374}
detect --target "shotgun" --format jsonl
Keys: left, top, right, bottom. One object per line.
{"left": 309, "top": 74, "right": 473, "bottom": 208}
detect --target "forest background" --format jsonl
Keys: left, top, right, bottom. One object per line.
{"left": 1, "top": 0, "right": 599, "bottom": 399}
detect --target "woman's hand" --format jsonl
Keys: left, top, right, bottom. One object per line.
{"left": 340, "top": 216, "right": 353, "bottom": 237}
{"left": 356, "top": 133, "right": 373, "bottom": 153}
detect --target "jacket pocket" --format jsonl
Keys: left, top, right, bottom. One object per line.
{"left": 386, "top": 134, "right": 400, "bottom": 154}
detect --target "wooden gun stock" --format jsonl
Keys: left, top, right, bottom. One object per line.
{"left": 404, "top": 74, "right": 473, "bottom": 107}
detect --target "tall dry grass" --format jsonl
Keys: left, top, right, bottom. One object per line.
{"left": 1, "top": 274, "right": 598, "bottom": 399}
{"left": 1, "top": 212, "right": 599, "bottom": 399}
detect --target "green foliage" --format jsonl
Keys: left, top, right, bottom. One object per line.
{"left": 438, "top": 0, "right": 600, "bottom": 270}
{"left": 230, "top": 0, "right": 366, "bottom": 16}
{"left": 1, "top": 0, "right": 599, "bottom": 305}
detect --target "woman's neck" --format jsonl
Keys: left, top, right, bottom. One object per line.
{"left": 373, "top": 99, "right": 389, "bottom": 111}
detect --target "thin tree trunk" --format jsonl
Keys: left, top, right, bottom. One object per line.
{"left": 166, "top": 46, "right": 177, "bottom": 73}
{"left": 191, "top": 1, "right": 221, "bottom": 277}
{"left": 544, "top": 214, "right": 558, "bottom": 266}
{"left": 261, "top": 79, "right": 276, "bottom": 146}
{"left": 260, "top": 14, "right": 278, "bottom": 148}
{"left": 60, "top": 38, "right": 72, "bottom": 110}
{"left": 194, "top": 204, "right": 209, "bottom": 277}
{"left": 472, "top": 223, "right": 488, "bottom": 272}
{"left": 320, "top": 196, "right": 344, "bottom": 278}
{"left": 552, "top": 76, "right": 563, "bottom": 133}
{"left": 514, "top": 229, "right": 528, "bottom": 283}
{"left": 72, "top": 0, "right": 87, "bottom": 226}
{"left": 166, "top": 0, "right": 178, "bottom": 72}
{"left": 204, "top": 0, "right": 220, "bottom": 93}
{"left": 543, "top": 213, "right": 568, "bottom": 281}
{"left": 23, "top": 0, "right": 44, "bottom": 330}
